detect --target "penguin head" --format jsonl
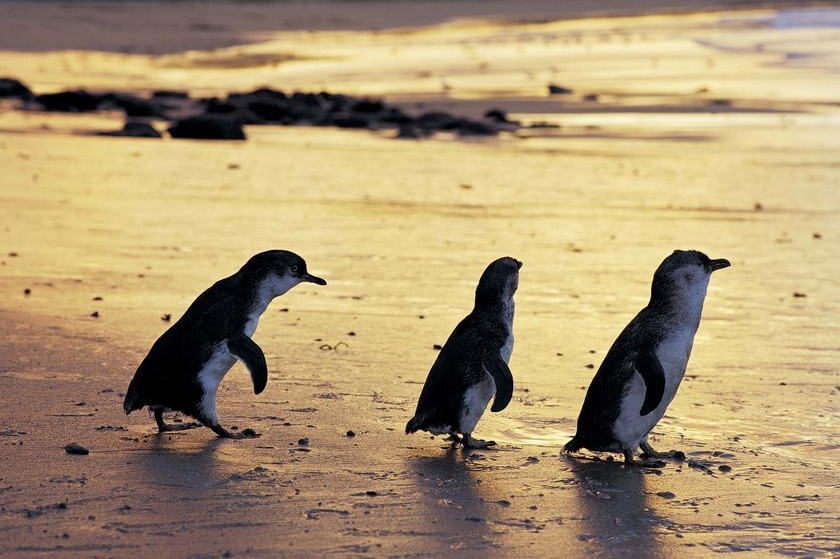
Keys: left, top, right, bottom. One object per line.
{"left": 474, "top": 256, "right": 522, "bottom": 307}
{"left": 241, "top": 250, "right": 327, "bottom": 297}
{"left": 650, "top": 250, "right": 729, "bottom": 307}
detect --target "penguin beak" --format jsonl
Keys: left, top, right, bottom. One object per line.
{"left": 302, "top": 273, "right": 327, "bottom": 286}
{"left": 709, "top": 258, "right": 731, "bottom": 272}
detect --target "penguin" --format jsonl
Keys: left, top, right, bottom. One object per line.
{"left": 123, "top": 250, "right": 326, "bottom": 438}
{"left": 563, "top": 250, "right": 730, "bottom": 466}
{"left": 406, "top": 256, "right": 521, "bottom": 449}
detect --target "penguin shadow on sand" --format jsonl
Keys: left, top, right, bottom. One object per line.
{"left": 131, "top": 430, "right": 246, "bottom": 490}
{"left": 562, "top": 455, "right": 669, "bottom": 555}
{"left": 407, "top": 445, "right": 498, "bottom": 549}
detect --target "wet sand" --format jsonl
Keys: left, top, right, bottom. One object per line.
{"left": 1, "top": 1, "right": 839, "bottom": 558}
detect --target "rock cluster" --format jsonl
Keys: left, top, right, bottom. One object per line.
{"left": 1, "top": 77, "right": 538, "bottom": 140}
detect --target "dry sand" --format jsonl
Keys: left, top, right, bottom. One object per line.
{"left": 0, "top": 1, "right": 839, "bottom": 558}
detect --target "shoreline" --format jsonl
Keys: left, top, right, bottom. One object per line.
{"left": 0, "top": 0, "right": 835, "bottom": 55}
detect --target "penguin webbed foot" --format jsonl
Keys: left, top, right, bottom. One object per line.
{"left": 153, "top": 409, "right": 202, "bottom": 433}
{"left": 639, "top": 441, "right": 681, "bottom": 460}
{"left": 623, "top": 449, "right": 665, "bottom": 468}
{"left": 461, "top": 433, "right": 497, "bottom": 449}
{"left": 209, "top": 423, "right": 260, "bottom": 439}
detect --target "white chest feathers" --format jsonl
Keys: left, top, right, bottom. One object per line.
{"left": 197, "top": 342, "right": 238, "bottom": 423}
{"left": 499, "top": 298, "right": 515, "bottom": 364}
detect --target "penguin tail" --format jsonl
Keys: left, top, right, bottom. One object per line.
{"left": 122, "top": 384, "right": 143, "bottom": 415}
{"left": 562, "top": 435, "right": 583, "bottom": 454}
{"left": 405, "top": 415, "right": 425, "bottom": 435}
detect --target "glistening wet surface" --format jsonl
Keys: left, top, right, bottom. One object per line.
{"left": 1, "top": 5, "right": 838, "bottom": 558}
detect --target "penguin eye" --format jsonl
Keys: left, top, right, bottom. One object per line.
{"left": 290, "top": 265, "right": 299, "bottom": 273}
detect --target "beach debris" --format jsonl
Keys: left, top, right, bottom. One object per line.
{"left": 548, "top": 84, "right": 574, "bottom": 95}
{"left": 168, "top": 115, "right": 246, "bottom": 140}
{"left": 36, "top": 89, "right": 102, "bottom": 112}
{"left": 98, "top": 120, "right": 162, "bottom": 138}
{"left": 64, "top": 443, "right": 89, "bottom": 455}
{"left": 0, "top": 77, "right": 34, "bottom": 100}
{"left": 4, "top": 77, "right": 556, "bottom": 141}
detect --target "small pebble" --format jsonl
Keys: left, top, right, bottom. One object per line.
{"left": 433, "top": 344, "right": 443, "bottom": 350}
{"left": 90, "top": 311, "right": 100, "bottom": 318}
{"left": 346, "top": 430, "right": 356, "bottom": 437}
{"left": 24, "top": 288, "right": 31, "bottom": 295}
{"left": 64, "top": 443, "right": 89, "bottom": 455}
{"left": 366, "top": 490, "right": 377, "bottom": 497}
{"left": 672, "top": 450, "right": 686, "bottom": 461}
{"left": 657, "top": 491, "right": 676, "bottom": 499}
{"left": 298, "top": 438, "right": 309, "bottom": 446}
{"left": 718, "top": 464, "right": 732, "bottom": 472}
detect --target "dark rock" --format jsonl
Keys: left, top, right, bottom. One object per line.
{"left": 228, "top": 87, "right": 288, "bottom": 104}
{"left": 484, "top": 108, "right": 509, "bottom": 122}
{"left": 548, "top": 84, "right": 574, "bottom": 95}
{"left": 36, "top": 90, "right": 103, "bottom": 112}
{"left": 100, "top": 93, "right": 167, "bottom": 117}
{"left": 332, "top": 114, "right": 371, "bottom": 129}
{"left": 99, "top": 121, "right": 162, "bottom": 138}
{"left": 352, "top": 99, "right": 385, "bottom": 114}
{"left": 290, "top": 91, "right": 322, "bottom": 108}
{"left": 583, "top": 93, "right": 600, "bottom": 102}
{"left": 0, "top": 77, "right": 34, "bottom": 100}
{"left": 64, "top": 443, "right": 89, "bottom": 455}
{"left": 168, "top": 115, "right": 246, "bottom": 140}
{"left": 246, "top": 100, "right": 292, "bottom": 123}
{"left": 455, "top": 119, "right": 497, "bottom": 136}
{"left": 396, "top": 123, "right": 422, "bottom": 139}
{"left": 416, "top": 111, "right": 461, "bottom": 131}
{"left": 204, "top": 98, "right": 239, "bottom": 114}
{"left": 378, "top": 107, "right": 413, "bottom": 125}
{"left": 152, "top": 90, "right": 190, "bottom": 100}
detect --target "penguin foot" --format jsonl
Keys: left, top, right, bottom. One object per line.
{"left": 210, "top": 424, "right": 261, "bottom": 439}
{"left": 153, "top": 409, "right": 201, "bottom": 433}
{"left": 462, "top": 433, "right": 497, "bottom": 449}
{"left": 639, "top": 441, "right": 678, "bottom": 460}
{"left": 447, "top": 433, "right": 462, "bottom": 444}
{"left": 623, "top": 450, "right": 665, "bottom": 468}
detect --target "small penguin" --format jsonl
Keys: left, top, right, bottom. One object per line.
{"left": 563, "top": 250, "right": 730, "bottom": 466}
{"left": 406, "top": 257, "right": 521, "bottom": 449}
{"left": 123, "top": 250, "right": 326, "bottom": 438}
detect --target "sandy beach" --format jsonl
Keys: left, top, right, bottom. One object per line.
{"left": 0, "top": 1, "right": 838, "bottom": 557}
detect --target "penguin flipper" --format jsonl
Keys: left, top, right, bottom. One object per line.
{"left": 635, "top": 349, "right": 665, "bottom": 416}
{"left": 486, "top": 355, "right": 514, "bottom": 412}
{"left": 228, "top": 335, "right": 268, "bottom": 395}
